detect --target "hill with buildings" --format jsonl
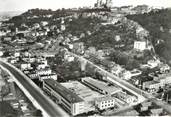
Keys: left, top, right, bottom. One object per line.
{"left": 127, "top": 9, "right": 171, "bottom": 65}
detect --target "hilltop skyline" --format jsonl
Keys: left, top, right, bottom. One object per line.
{"left": 0, "top": 0, "right": 171, "bottom": 12}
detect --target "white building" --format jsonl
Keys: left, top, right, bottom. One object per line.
{"left": 39, "top": 73, "right": 57, "bottom": 81}
{"left": 95, "top": 96, "right": 116, "bottom": 110}
{"left": 142, "top": 81, "right": 161, "bottom": 93}
{"left": 61, "top": 81, "right": 103, "bottom": 112}
{"left": 121, "top": 70, "right": 132, "bottom": 80}
{"left": 20, "top": 62, "right": 31, "bottom": 70}
{"left": 115, "top": 92, "right": 137, "bottom": 104}
{"left": 36, "top": 67, "right": 52, "bottom": 76}
{"left": 14, "top": 52, "right": 20, "bottom": 57}
{"left": 159, "top": 63, "right": 170, "bottom": 73}
{"left": 134, "top": 41, "right": 146, "bottom": 51}
{"left": 43, "top": 79, "right": 85, "bottom": 116}
{"left": 0, "top": 51, "right": 3, "bottom": 56}
{"left": 40, "top": 21, "right": 48, "bottom": 26}
{"left": 147, "top": 59, "right": 160, "bottom": 68}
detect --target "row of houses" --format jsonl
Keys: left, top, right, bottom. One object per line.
{"left": 7, "top": 51, "right": 57, "bottom": 81}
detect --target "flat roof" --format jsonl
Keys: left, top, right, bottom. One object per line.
{"left": 61, "top": 81, "right": 103, "bottom": 102}
{"left": 82, "top": 77, "right": 122, "bottom": 94}
{"left": 43, "top": 79, "right": 83, "bottom": 103}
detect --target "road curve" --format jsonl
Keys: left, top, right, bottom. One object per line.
{"left": 0, "top": 60, "right": 69, "bottom": 117}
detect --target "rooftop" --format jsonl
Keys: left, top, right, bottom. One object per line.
{"left": 82, "top": 77, "right": 122, "bottom": 95}
{"left": 61, "top": 81, "right": 103, "bottom": 102}
{"left": 43, "top": 79, "right": 83, "bottom": 103}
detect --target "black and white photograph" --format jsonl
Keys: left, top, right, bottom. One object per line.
{"left": 0, "top": 0, "right": 171, "bottom": 116}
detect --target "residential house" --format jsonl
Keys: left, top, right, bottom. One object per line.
{"left": 20, "top": 62, "right": 31, "bottom": 70}
{"left": 39, "top": 73, "right": 57, "bottom": 81}
{"left": 142, "top": 80, "right": 161, "bottom": 93}
{"left": 134, "top": 41, "right": 147, "bottom": 51}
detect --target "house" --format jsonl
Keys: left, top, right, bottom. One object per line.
{"left": 134, "top": 41, "right": 147, "bottom": 51}
{"left": 73, "top": 42, "right": 85, "bottom": 55}
{"left": 136, "top": 26, "right": 149, "bottom": 39}
{"left": 147, "top": 60, "right": 160, "bottom": 68}
{"left": 142, "top": 80, "right": 161, "bottom": 93}
{"left": 110, "top": 64, "right": 124, "bottom": 76}
{"left": 8, "top": 58, "right": 18, "bottom": 64}
{"left": 36, "top": 67, "right": 52, "bottom": 76}
{"left": 115, "top": 35, "right": 121, "bottom": 42}
{"left": 39, "top": 73, "right": 57, "bottom": 81}
{"left": 22, "top": 57, "right": 36, "bottom": 63}
{"left": 121, "top": 70, "right": 132, "bottom": 80}
{"left": 140, "top": 101, "right": 152, "bottom": 111}
{"left": 64, "top": 54, "right": 75, "bottom": 62}
{"left": 150, "top": 108, "right": 163, "bottom": 116}
{"left": 37, "top": 63, "right": 48, "bottom": 70}
{"left": 40, "top": 21, "right": 48, "bottom": 26}
{"left": 153, "top": 72, "right": 171, "bottom": 87}
{"left": 14, "top": 52, "right": 20, "bottom": 58}
{"left": 0, "top": 51, "right": 4, "bottom": 56}
{"left": 3, "top": 37, "right": 12, "bottom": 41}
{"left": 159, "top": 63, "right": 170, "bottom": 73}
{"left": 20, "top": 62, "right": 31, "bottom": 70}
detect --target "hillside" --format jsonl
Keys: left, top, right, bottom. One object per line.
{"left": 127, "top": 9, "right": 171, "bottom": 64}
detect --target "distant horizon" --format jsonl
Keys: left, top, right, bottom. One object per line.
{"left": 0, "top": 0, "right": 171, "bottom": 12}
{"left": 0, "top": 5, "right": 170, "bottom": 13}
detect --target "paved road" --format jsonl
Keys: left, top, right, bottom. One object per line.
{"left": 68, "top": 52, "right": 145, "bottom": 98}
{"left": 0, "top": 61, "right": 69, "bottom": 117}
{"left": 68, "top": 51, "right": 171, "bottom": 115}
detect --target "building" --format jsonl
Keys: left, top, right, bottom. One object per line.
{"left": 153, "top": 72, "right": 171, "bottom": 87}
{"left": 147, "top": 60, "right": 160, "bottom": 68}
{"left": 95, "top": 96, "right": 116, "bottom": 110}
{"left": 0, "top": 51, "right": 3, "bottom": 56}
{"left": 121, "top": 70, "right": 132, "bottom": 80}
{"left": 114, "top": 91, "right": 137, "bottom": 104}
{"left": 13, "top": 52, "right": 20, "bottom": 58}
{"left": 134, "top": 41, "right": 147, "bottom": 51}
{"left": 61, "top": 81, "right": 103, "bottom": 112}
{"left": 140, "top": 101, "right": 152, "bottom": 111}
{"left": 39, "top": 73, "right": 57, "bottom": 81}
{"left": 73, "top": 42, "right": 85, "bottom": 55}
{"left": 110, "top": 64, "right": 124, "bottom": 76}
{"left": 159, "top": 63, "right": 170, "bottom": 73}
{"left": 36, "top": 67, "right": 52, "bottom": 76}
{"left": 106, "top": 0, "right": 113, "bottom": 8}
{"left": 81, "top": 77, "right": 122, "bottom": 95}
{"left": 43, "top": 79, "right": 85, "bottom": 116}
{"left": 20, "top": 62, "right": 31, "bottom": 70}
{"left": 142, "top": 80, "right": 161, "bottom": 93}
{"left": 37, "top": 63, "right": 48, "bottom": 70}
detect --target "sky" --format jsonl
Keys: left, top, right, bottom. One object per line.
{"left": 0, "top": 0, "right": 171, "bottom": 12}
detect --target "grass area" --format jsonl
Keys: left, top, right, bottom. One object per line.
{"left": 127, "top": 9, "right": 171, "bottom": 64}
{"left": 0, "top": 101, "right": 18, "bottom": 116}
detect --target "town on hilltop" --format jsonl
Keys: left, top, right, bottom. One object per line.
{"left": 0, "top": 0, "right": 171, "bottom": 116}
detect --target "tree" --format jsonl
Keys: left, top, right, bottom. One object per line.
{"left": 1, "top": 85, "right": 10, "bottom": 101}
{"left": 33, "top": 109, "right": 43, "bottom": 117}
